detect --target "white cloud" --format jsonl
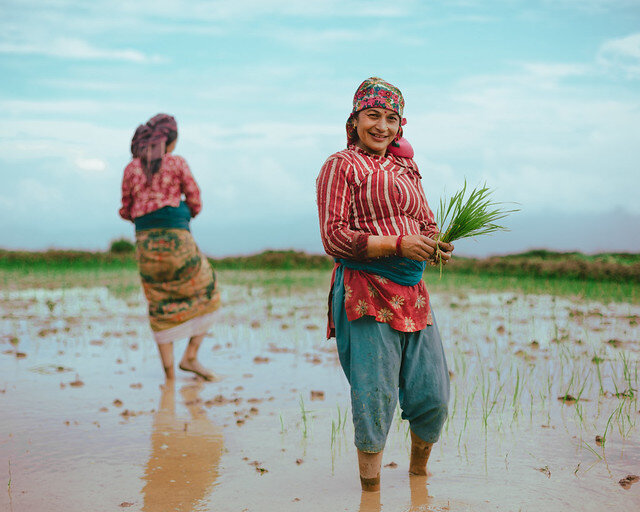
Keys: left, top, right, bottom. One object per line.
{"left": 408, "top": 62, "right": 640, "bottom": 217}
{"left": 75, "top": 157, "right": 107, "bottom": 173}
{"left": 597, "top": 33, "right": 640, "bottom": 78}
{"left": 0, "top": 37, "right": 163, "bottom": 62}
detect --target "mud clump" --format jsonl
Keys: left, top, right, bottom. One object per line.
{"left": 69, "top": 377, "right": 84, "bottom": 387}
{"left": 619, "top": 475, "right": 639, "bottom": 489}
{"left": 267, "top": 343, "right": 296, "bottom": 354}
{"left": 205, "top": 394, "right": 241, "bottom": 407}
{"left": 310, "top": 390, "right": 325, "bottom": 401}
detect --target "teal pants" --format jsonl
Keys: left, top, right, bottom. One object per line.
{"left": 332, "top": 265, "right": 450, "bottom": 453}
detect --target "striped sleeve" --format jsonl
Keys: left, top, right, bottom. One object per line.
{"left": 118, "top": 164, "right": 133, "bottom": 221}
{"left": 178, "top": 157, "right": 202, "bottom": 217}
{"left": 412, "top": 163, "right": 439, "bottom": 238}
{"left": 316, "top": 155, "right": 369, "bottom": 260}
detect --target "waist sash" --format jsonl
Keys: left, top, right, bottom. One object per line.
{"left": 134, "top": 201, "right": 191, "bottom": 232}
{"left": 338, "top": 256, "right": 426, "bottom": 286}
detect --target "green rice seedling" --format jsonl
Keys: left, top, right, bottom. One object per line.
{"left": 331, "top": 419, "right": 337, "bottom": 448}
{"left": 457, "top": 384, "right": 478, "bottom": 449}
{"left": 512, "top": 367, "right": 521, "bottom": 417}
{"left": 619, "top": 352, "right": 636, "bottom": 400}
{"left": 575, "top": 402, "right": 585, "bottom": 427}
{"left": 279, "top": 413, "right": 285, "bottom": 434}
{"left": 434, "top": 180, "right": 519, "bottom": 274}
{"left": 600, "top": 404, "right": 621, "bottom": 448}
{"left": 341, "top": 406, "right": 348, "bottom": 431}
{"left": 574, "top": 369, "right": 591, "bottom": 403}
{"left": 299, "top": 395, "right": 309, "bottom": 438}
{"left": 529, "top": 389, "right": 534, "bottom": 424}
{"left": 449, "top": 382, "right": 459, "bottom": 427}
{"left": 592, "top": 353, "right": 605, "bottom": 396}
{"left": 582, "top": 440, "right": 603, "bottom": 461}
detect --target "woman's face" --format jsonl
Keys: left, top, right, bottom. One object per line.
{"left": 354, "top": 108, "right": 400, "bottom": 156}
{"left": 166, "top": 138, "right": 177, "bottom": 154}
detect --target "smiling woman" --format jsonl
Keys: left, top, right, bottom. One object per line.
{"left": 352, "top": 108, "right": 401, "bottom": 156}
{"left": 316, "top": 77, "right": 455, "bottom": 493}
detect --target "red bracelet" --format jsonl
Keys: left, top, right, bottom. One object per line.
{"left": 396, "top": 235, "right": 404, "bottom": 257}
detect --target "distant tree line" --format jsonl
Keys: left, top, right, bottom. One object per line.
{"left": 1, "top": 244, "right": 638, "bottom": 283}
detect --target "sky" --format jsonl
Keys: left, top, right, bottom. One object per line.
{"left": 1, "top": 0, "right": 639, "bottom": 258}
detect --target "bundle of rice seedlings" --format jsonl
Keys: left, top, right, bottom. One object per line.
{"left": 434, "top": 180, "right": 519, "bottom": 273}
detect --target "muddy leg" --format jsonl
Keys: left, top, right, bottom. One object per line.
{"left": 409, "top": 430, "right": 433, "bottom": 476}
{"left": 157, "top": 342, "right": 175, "bottom": 381}
{"left": 358, "top": 449, "right": 383, "bottom": 492}
{"left": 179, "top": 334, "right": 216, "bottom": 381}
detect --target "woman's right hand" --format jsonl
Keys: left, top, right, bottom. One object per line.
{"left": 399, "top": 235, "right": 439, "bottom": 261}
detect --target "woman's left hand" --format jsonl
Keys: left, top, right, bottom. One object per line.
{"left": 430, "top": 240, "right": 454, "bottom": 266}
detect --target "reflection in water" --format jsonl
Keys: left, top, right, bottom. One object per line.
{"left": 358, "top": 475, "right": 433, "bottom": 512}
{"left": 358, "top": 489, "right": 381, "bottom": 512}
{"left": 409, "top": 475, "right": 433, "bottom": 511}
{"left": 142, "top": 383, "right": 223, "bottom": 512}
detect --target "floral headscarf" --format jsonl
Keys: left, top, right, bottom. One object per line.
{"left": 346, "top": 77, "right": 406, "bottom": 146}
{"left": 130, "top": 113, "right": 178, "bottom": 184}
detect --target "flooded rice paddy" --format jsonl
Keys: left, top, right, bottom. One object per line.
{"left": 1, "top": 273, "right": 639, "bottom": 511}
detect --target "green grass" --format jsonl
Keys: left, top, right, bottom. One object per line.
{"left": 2, "top": 261, "right": 638, "bottom": 303}
{"left": 1, "top": 248, "right": 639, "bottom": 302}
{"left": 423, "top": 270, "right": 640, "bottom": 303}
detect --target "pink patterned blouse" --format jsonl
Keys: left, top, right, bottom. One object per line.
{"left": 119, "top": 154, "right": 202, "bottom": 221}
{"left": 317, "top": 145, "right": 439, "bottom": 337}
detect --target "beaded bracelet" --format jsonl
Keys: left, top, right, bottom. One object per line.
{"left": 395, "top": 235, "right": 404, "bottom": 257}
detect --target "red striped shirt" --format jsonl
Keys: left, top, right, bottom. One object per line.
{"left": 316, "top": 145, "right": 438, "bottom": 335}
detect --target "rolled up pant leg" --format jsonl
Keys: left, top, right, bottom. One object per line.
{"left": 333, "top": 267, "right": 403, "bottom": 452}
{"left": 399, "top": 308, "right": 450, "bottom": 443}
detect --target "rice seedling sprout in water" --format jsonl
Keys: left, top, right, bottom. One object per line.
{"left": 435, "top": 180, "right": 519, "bottom": 275}
{"left": 299, "top": 395, "right": 310, "bottom": 438}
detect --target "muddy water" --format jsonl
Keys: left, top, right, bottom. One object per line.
{"left": 1, "top": 283, "right": 639, "bottom": 511}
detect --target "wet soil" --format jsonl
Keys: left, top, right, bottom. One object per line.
{"left": 1, "top": 282, "right": 639, "bottom": 511}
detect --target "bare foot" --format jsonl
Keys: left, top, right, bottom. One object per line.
{"left": 179, "top": 358, "right": 217, "bottom": 381}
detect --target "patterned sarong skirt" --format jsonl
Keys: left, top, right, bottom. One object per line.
{"left": 135, "top": 228, "right": 221, "bottom": 344}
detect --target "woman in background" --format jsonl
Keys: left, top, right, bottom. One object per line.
{"left": 316, "top": 78, "right": 453, "bottom": 492}
{"left": 120, "top": 113, "right": 220, "bottom": 381}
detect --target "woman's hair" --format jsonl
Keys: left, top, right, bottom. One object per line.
{"left": 130, "top": 114, "right": 178, "bottom": 184}
{"left": 145, "top": 128, "right": 178, "bottom": 176}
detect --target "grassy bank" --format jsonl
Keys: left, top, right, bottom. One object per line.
{"left": 1, "top": 248, "right": 638, "bottom": 302}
